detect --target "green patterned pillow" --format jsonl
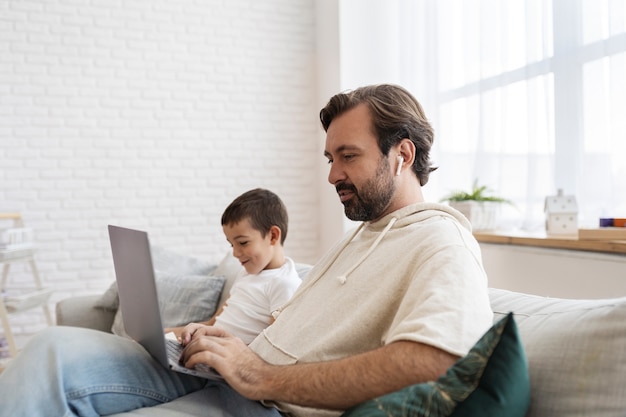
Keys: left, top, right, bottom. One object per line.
{"left": 342, "top": 313, "right": 529, "bottom": 417}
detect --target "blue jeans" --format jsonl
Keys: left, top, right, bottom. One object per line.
{"left": 0, "top": 326, "right": 282, "bottom": 417}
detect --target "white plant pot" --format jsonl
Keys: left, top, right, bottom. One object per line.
{"left": 449, "top": 201, "right": 499, "bottom": 231}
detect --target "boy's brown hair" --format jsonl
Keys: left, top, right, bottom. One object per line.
{"left": 221, "top": 188, "right": 288, "bottom": 244}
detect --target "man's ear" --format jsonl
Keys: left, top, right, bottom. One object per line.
{"left": 269, "top": 225, "right": 282, "bottom": 245}
{"left": 398, "top": 138, "right": 416, "bottom": 167}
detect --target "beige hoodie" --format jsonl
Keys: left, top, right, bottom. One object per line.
{"left": 249, "top": 202, "right": 494, "bottom": 417}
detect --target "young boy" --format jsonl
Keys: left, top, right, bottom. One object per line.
{"left": 166, "top": 188, "right": 301, "bottom": 345}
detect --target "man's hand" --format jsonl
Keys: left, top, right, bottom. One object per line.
{"left": 179, "top": 325, "right": 271, "bottom": 400}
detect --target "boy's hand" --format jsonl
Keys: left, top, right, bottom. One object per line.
{"left": 179, "top": 323, "right": 210, "bottom": 345}
{"left": 163, "top": 326, "right": 184, "bottom": 339}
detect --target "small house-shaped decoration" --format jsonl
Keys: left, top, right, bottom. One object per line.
{"left": 544, "top": 189, "right": 578, "bottom": 235}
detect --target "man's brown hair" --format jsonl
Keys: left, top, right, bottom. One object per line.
{"left": 320, "top": 84, "right": 437, "bottom": 185}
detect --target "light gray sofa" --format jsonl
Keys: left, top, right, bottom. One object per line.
{"left": 56, "top": 251, "right": 626, "bottom": 417}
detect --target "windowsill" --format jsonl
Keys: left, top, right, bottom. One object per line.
{"left": 473, "top": 230, "right": 626, "bottom": 256}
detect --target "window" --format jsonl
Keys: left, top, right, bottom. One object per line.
{"left": 405, "top": 0, "right": 626, "bottom": 229}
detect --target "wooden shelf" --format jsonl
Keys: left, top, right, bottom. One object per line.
{"left": 1, "top": 213, "right": 53, "bottom": 358}
{"left": 3, "top": 288, "right": 53, "bottom": 314}
{"left": 473, "top": 230, "right": 626, "bottom": 256}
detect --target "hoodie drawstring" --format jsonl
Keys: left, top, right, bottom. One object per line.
{"left": 336, "top": 216, "right": 397, "bottom": 285}
{"left": 271, "top": 216, "right": 398, "bottom": 321}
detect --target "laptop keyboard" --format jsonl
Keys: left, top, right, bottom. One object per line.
{"left": 165, "top": 338, "right": 183, "bottom": 362}
{"left": 166, "top": 338, "right": 220, "bottom": 377}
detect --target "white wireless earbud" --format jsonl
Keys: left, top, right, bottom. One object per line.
{"left": 395, "top": 155, "right": 404, "bottom": 176}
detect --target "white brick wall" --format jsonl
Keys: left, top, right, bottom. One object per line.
{"left": 0, "top": 0, "right": 320, "bottom": 344}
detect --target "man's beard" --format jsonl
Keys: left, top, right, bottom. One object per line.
{"left": 339, "top": 158, "right": 395, "bottom": 222}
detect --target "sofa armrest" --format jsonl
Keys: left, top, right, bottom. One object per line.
{"left": 55, "top": 295, "right": 115, "bottom": 333}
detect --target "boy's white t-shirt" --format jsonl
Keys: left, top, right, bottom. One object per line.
{"left": 213, "top": 257, "right": 301, "bottom": 344}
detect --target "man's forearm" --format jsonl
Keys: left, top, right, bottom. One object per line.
{"left": 255, "top": 340, "right": 458, "bottom": 410}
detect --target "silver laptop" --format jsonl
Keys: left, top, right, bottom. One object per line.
{"left": 108, "top": 224, "right": 222, "bottom": 380}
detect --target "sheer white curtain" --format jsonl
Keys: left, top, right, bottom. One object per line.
{"left": 399, "top": 0, "right": 626, "bottom": 230}
{"left": 580, "top": 0, "right": 626, "bottom": 225}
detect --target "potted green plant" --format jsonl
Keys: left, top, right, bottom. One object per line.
{"left": 440, "top": 179, "right": 512, "bottom": 230}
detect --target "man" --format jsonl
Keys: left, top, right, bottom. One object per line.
{"left": 0, "top": 84, "right": 493, "bottom": 417}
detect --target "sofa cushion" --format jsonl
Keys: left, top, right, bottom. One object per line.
{"left": 94, "top": 245, "right": 224, "bottom": 337}
{"left": 341, "top": 312, "right": 530, "bottom": 417}
{"left": 111, "top": 272, "right": 226, "bottom": 337}
{"left": 489, "top": 288, "right": 626, "bottom": 417}
{"left": 95, "top": 245, "right": 218, "bottom": 312}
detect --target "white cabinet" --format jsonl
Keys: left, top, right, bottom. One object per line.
{"left": 479, "top": 242, "right": 626, "bottom": 299}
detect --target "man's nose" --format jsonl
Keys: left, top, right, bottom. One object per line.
{"left": 327, "top": 162, "right": 345, "bottom": 185}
